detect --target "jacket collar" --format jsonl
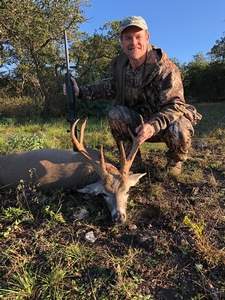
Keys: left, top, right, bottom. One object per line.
{"left": 142, "top": 44, "right": 161, "bottom": 84}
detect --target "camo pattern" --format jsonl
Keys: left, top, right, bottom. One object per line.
{"left": 78, "top": 75, "right": 116, "bottom": 101}
{"left": 79, "top": 44, "right": 202, "bottom": 162}
{"left": 108, "top": 105, "right": 193, "bottom": 162}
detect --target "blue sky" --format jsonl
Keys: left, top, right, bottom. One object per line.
{"left": 79, "top": 0, "right": 225, "bottom": 64}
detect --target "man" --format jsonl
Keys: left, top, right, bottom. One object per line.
{"left": 67, "top": 16, "right": 202, "bottom": 174}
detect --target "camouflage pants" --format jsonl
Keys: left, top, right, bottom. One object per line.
{"left": 108, "top": 105, "right": 194, "bottom": 162}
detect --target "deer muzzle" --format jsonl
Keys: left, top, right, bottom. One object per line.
{"left": 112, "top": 211, "right": 127, "bottom": 223}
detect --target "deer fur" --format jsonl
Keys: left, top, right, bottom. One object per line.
{"left": 0, "top": 118, "right": 146, "bottom": 222}
{"left": 0, "top": 148, "right": 100, "bottom": 191}
{"left": 71, "top": 118, "right": 146, "bottom": 222}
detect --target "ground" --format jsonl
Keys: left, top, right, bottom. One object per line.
{"left": 0, "top": 142, "right": 225, "bottom": 299}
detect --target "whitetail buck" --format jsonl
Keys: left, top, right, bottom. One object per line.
{"left": 0, "top": 118, "right": 145, "bottom": 222}
{"left": 72, "top": 118, "right": 146, "bottom": 222}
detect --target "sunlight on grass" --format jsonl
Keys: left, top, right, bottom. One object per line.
{"left": 1, "top": 103, "right": 225, "bottom": 299}
{"left": 0, "top": 117, "right": 113, "bottom": 154}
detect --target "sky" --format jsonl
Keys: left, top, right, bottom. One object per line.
{"left": 79, "top": 0, "right": 225, "bottom": 64}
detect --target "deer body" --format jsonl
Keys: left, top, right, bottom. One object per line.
{"left": 1, "top": 118, "right": 145, "bottom": 222}
{"left": 0, "top": 148, "right": 100, "bottom": 191}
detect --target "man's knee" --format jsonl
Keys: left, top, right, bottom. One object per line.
{"left": 165, "top": 116, "right": 194, "bottom": 161}
{"left": 108, "top": 106, "right": 131, "bottom": 141}
{"left": 108, "top": 105, "right": 142, "bottom": 139}
{"left": 108, "top": 105, "right": 140, "bottom": 124}
{"left": 108, "top": 105, "right": 121, "bottom": 120}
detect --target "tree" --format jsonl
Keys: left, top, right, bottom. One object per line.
{"left": 184, "top": 52, "right": 209, "bottom": 98}
{"left": 1, "top": 0, "right": 90, "bottom": 116}
{"left": 207, "top": 33, "right": 225, "bottom": 62}
{"left": 184, "top": 52, "right": 225, "bottom": 102}
{"left": 67, "top": 20, "right": 122, "bottom": 85}
{"left": 61, "top": 20, "right": 123, "bottom": 118}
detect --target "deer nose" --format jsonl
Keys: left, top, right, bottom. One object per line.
{"left": 113, "top": 211, "right": 126, "bottom": 223}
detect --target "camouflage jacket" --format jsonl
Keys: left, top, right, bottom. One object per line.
{"left": 78, "top": 44, "right": 201, "bottom": 135}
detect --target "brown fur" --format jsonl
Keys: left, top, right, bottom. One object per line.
{"left": 0, "top": 148, "right": 100, "bottom": 191}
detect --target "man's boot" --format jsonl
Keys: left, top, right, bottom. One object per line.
{"left": 166, "top": 159, "right": 183, "bottom": 175}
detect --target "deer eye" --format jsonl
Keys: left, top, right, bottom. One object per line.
{"left": 102, "top": 193, "right": 109, "bottom": 198}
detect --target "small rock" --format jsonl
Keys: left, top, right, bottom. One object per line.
{"left": 129, "top": 224, "right": 137, "bottom": 230}
{"left": 73, "top": 208, "right": 89, "bottom": 220}
{"left": 84, "top": 231, "right": 97, "bottom": 243}
{"left": 196, "top": 141, "right": 207, "bottom": 150}
{"left": 139, "top": 233, "right": 152, "bottom": 242}
{"left": 191, "top": 186, "right": 199, "bottom": 196}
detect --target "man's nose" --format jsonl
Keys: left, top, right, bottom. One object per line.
{"left": 131, "top": 37, "right": 138, "bottom": 45}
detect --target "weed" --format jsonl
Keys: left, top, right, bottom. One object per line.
{"left": 128, "top": 199, "right": 139, "bottom": 208}
{"left": 61, "top": 242, "right": 96, "bottom": 268}
{"left": 44, "top": 205, "right": 66, "bottom": 227}
{"left": 0, "top": 267, "right": 37, "bottom": 299}
{"left": 0, "top": 103, "right": 225, "bottom": 299}
{"left": 178, "top": 245, "right": 191, "bottom": 255}
{"left": 183, "top": 216, "right": 204, "bottom": 239}
{"left": 191, "top": 294, "right": 201, "bottom": 300}
{"left": 0, "top": 206, "right": 32, "bottom": 238}
{"left": 37, "top": 263, "right": 68, "bottom": 299}
{"left": 1, "top": 206, "right": 28, "bottom": 219}
{"left": 0, "top": 218, "right": 22, "bottom": 238}
{"left": 7, "top": 132, "right": 46, "bottom": 151}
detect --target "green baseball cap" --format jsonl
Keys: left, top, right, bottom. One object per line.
{"left": 119, "top": 16, "right": 148, "bottom": 34}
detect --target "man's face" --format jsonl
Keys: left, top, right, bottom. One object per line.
{"left": 120, "top": 26, "right": 150, "bottom": 61}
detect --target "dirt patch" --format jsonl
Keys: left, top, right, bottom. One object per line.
{"left": 0, "top": 146, "right": 225, "bottom": 299}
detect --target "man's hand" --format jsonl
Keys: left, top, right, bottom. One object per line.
{"left": 135, "top": 123, "right": 155, "bottom": 145}
{"left": 63, "top": 76, "right": 79, "bottom": 98}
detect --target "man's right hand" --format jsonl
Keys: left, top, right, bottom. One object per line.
{"left": 135, "top": 123, "right": 155, "bottom": 145}
{"left": 63, "top": 76, "right": 79, "bottom": 98}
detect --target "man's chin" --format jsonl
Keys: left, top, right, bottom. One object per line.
{"left": 129, "top": 56, "right": 141, "bottom": 61}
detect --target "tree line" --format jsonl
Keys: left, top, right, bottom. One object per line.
{"left": 1, "top": 0, "right": 225, "bottom": 118}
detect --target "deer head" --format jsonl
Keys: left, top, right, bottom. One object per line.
{"left": 71, "top": 118, "right": 146, "bottom": 222}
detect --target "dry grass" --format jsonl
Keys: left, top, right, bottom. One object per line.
{"left": 0, "top": 101, "right": 225, "bottom": 299}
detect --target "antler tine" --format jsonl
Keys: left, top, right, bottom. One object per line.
{"left": 79, "top": 117, "right": 87, "bottom": 146}
{"left": 99, "top": 144, "right": 108, "bottom": 175}
{"left": 120, "top": 115, "right": 144, "bottom": 177}
{"left": 71, "top": 118, "right": 91, "bottom": 161}
{"left": 71, "top": 119, "right": 107, "bottom": 179}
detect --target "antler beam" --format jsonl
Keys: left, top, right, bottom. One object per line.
{"left": 71, "top": 119, "right": 108, "bottom": 179}
{"left": 120, "top": 115, "right": 144, "bottom": 177}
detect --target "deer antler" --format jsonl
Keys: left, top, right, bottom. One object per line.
{"left": 71, "top": 119, "right": 108, "bottom": 179}
{"left": 120, "top": 115, "right": 144, "bottom": 177}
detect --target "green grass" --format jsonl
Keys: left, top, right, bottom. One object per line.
{"left": 0, "top": 117, "right": 114, "bottom": 155}
{"left": 0, "top": 101, "right": 225, "bottom": 299}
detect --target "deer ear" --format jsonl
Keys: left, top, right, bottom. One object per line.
{"left": 128, "top": 173, "right": 146, "bottom": 187}
{"left": 77, "top": 181, "right": 104, "bottom": 195}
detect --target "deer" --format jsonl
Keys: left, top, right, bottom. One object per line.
{"left": 71, "top": 118, "right": 146, "bottom": 222}
{"left": 0, "top": 118, "right": 145, "bottom": 222}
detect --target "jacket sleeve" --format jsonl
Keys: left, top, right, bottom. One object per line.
{"left": 147, "top": 60, "right": 187, "bottom": 135}
{"left": 78, "top": 70, "right": 117, "bottom": 101}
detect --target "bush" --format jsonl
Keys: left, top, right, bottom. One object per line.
{"left": 76, "top": 99, "right": 115, "bottom": 118}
